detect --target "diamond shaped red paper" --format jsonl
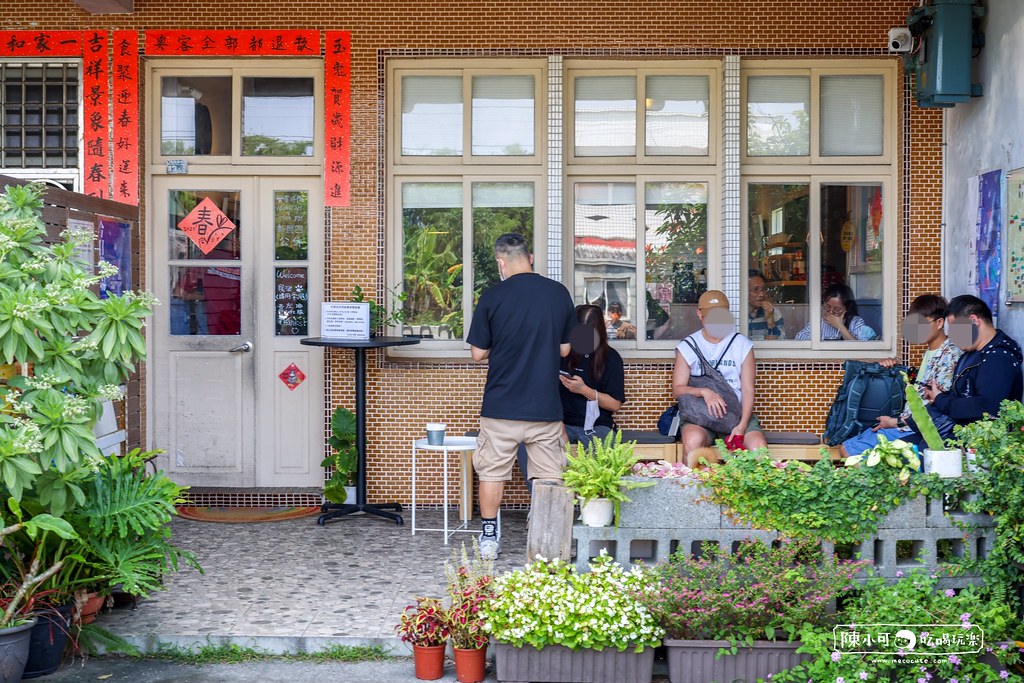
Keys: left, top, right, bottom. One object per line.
{"left": 177, "top": 197, "right": 237, "bottom": 255}
{"left": 279, "top": 363, "right": 306, "bottom": 391}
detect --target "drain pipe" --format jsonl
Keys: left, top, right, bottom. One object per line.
{"left": 940, "top": 107, "right": 949, "bottom": 301}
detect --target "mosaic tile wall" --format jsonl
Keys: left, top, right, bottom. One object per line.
{"left": 14, "top": 0, "right": 939, "bottom": 508}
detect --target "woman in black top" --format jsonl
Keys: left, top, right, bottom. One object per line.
{"left": 517, "top": 304, "right": 626, "bottom": 487}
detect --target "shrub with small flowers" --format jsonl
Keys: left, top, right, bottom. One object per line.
{"left": 631, "top": 460, "right": 695, "bottom": 479}
{"left": 640, "top": 538, "right": 868, "bottom": 647}
{"left": 481, "top": 551, "right": 663, "bottom": 653}
{"left": 771, "top": 569, "right": 1024, "bottom": 682}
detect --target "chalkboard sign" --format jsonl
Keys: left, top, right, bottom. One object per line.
{"left": 275, "top": 267, "right": 308, "bottom": 336}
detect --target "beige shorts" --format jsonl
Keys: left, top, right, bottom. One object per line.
{"left": 474, "top": 417, "right": 567, "bottom": 482}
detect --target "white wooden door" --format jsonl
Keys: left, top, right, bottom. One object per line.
{"left": 151, "top": 176, "right": 323, "bottom": 487}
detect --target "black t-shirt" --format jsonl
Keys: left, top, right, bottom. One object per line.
{"left": 467, "top": 272, "right": 575, "bottom": 421}
{"left": 560, "top": 348, "right": 626, "bottom": 429}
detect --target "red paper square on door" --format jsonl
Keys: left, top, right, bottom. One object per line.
{"left": 177, "top": 197, "right": 237, "bottom": 254}
{"left": 279, "top": 363, "right": 306, "bottom": 391}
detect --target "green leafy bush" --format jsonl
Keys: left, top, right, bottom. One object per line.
{"left": 481, "top": 552, "right": 664, "bottom": 653}
{"left": 640, "top": 538, "right": 868, "bottom": 647}
{"left": 773, "top": 569, "right": 1024, "bottom": 682}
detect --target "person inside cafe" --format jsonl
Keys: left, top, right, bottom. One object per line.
{"left": 795, "top": 282, "right": 877, "bottom": 341}
{"left": 606, "top": 301, "right": 636, "bottom": 340}
{"left": 747, "top": 269, "right": 783, "bottom": 340}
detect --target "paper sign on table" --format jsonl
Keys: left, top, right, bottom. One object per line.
{"left": 320, "top": 302, "right": 370, "bottom": 339}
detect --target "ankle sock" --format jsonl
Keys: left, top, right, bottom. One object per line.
{"left": 481, "top": 517, "right": 498, "bottom": 538}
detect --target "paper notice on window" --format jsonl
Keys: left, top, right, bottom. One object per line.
{"left": 320, "top": 302, "right": 370, "bottom": 339}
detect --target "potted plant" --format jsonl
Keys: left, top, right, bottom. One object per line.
{"left": 845, "top": 431, "right": 922, "bottom": 485}
{"left": 396, "top": 596, "right": 450, "bottom": 681}
{"left": 771, "top": 568, "right": 1024, "bottom": 682}
{"left": 350, "top": 284, "right": 407, "bottom": 336}
{"left": 902, "top": 371, "right": 964, "bottom": 477}
{"left": 639, "top": 538, "right": 868, "bottom": 683}
{"left": 443, "top": 543, "right": 494, "bottom": 683}
{"left": 322, "top": 406, "right": 357, "bottom": 504}
{"left": 562, "top": 431, "right": 654, "bottom": 527}
{"left": 481, "top": 551, "right": 663, "bottom": 683}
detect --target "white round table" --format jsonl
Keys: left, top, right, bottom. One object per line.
{"left": 411, "top": 436, "right": 479, "bottom": 544}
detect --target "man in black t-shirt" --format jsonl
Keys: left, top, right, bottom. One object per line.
{"left": 467, "top": 233, "right": 575, "bottom": 560}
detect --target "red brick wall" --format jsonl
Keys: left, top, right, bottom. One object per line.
{"left": 10, "top": 1, "right": 939, "bottom": 507}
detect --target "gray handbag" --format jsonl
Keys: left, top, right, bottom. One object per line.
{"left": 676, "top": 334, "right": 742, "bottom": 434}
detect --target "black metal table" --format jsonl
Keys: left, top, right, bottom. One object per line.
{"left": 300, "top": 336, "right": 421, "bottom": 526}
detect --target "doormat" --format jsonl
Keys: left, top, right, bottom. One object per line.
{"left": 175, "top": 506, "right": 321, "bottom": 523}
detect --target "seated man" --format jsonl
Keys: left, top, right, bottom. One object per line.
{"left": 840, "top": 294, "right": 961, "bottom": 457}
{"left": 908, "top": 295, "right": 1023, "bottom": 446}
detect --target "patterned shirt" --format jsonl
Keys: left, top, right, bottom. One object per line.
{"left": 795, "top": 315, "right": 876, "bottom": 341}
{"left": 900, "top": 337, "right": 962, "bottom": 421}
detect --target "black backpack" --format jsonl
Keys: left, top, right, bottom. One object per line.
{"left": 823, "top": 361, "right": 908, "bottom": 446}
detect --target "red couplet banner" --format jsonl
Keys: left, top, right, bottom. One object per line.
{"left": 0, "top": 31, "right": 83, "bottom": 57}
{"left": 82, "top": 30, "right": 110, "bottom": 199}
{"left": 324, "top": 31, "right": 351, "bottom": 207}
{"left": 144, "top": 30, "right": 319, "bottom": 56}
{"left": 112, "top": 31, "right": 139, "bottom": 205}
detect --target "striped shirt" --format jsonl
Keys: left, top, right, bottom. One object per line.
{"left": 795, "top": 315, "right": 876, "bottom": 341}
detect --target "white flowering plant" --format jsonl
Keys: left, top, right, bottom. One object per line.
{"left": 0, "top": 183, "right": 196, "bottom": 629}
{"left": 480, "top": 551, "right": 664, "bottom": 653}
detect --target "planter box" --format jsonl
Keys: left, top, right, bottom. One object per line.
{"left": 664, "top": 638, "right": 811, "bottom": 683}
{"left": 493, "top": 642, "right": 654, "bottom": 683}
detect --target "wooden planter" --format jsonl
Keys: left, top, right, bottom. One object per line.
{"left": 663, "top": 638, "right": 810, "bottom": 683}
{"left": 493, "top": 642, "right": 654, "bottom": 683}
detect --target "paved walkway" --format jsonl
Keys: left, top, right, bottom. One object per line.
{"left": 98, "top": 510, "right": 529, "bottom": 655}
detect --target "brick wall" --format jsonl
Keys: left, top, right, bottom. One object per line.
{"left": 11, "top": 1, "right": 939, "bottom": 507}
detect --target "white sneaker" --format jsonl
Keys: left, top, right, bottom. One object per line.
{"left": 479, "top": 534, "right": 501, "bottom": 560}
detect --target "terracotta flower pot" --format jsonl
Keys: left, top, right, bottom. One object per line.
{"left": 77, "top": 593, "right": 105, "bottom": 625}
{"left": 412, "top": 643, "right": 446, "bottom": 680}
{"left": 453, "top": 645, "right": 487, "bottom": 683}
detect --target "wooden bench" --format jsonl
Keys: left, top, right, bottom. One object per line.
{"left": 619, "top": 430, "right": 842, "bottom": 466}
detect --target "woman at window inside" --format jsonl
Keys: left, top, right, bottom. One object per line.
{"left": 795, "top": 282, "right": 877, "bottom": 341}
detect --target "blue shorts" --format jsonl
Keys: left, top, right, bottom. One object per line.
{"left": 842, "top": 427, "right": 911, "bottom": 456}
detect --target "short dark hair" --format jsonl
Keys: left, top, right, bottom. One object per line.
{"left": 748, "top": 269, "right": 766, "bottom": 280}
{"left": 494, "top": 233, "right": 530, "bottom": 261}
{"left": 908, "top": 294, "right": 947, "bottom": 320}
{"left": 946, "top": 294, "right": 993, "bottom": 324}
{"left": 608, "top": 301, "right": 623, "bottom": 315}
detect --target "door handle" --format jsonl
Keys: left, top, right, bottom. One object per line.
{"left": 228, "top": 341, "right": 253, "bottom": 353}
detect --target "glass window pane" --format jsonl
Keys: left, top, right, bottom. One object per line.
{"left": 644, "top": 182, "right": 708, "bottom": 341}
{"left": 275, "top": 267, "right": 308, "bottom": 336}
{"left": 472, "top": 182, "right": 535, "bottom": 310}
{"left": 401, "top": 183, "right": 464, "bottom": 338}
{"left": 811, "top": 184, "right": 884, "bottom": 341}
{"left": 160, "top": 76, "right": 231, "bottom": 156}
{"left": 241, "top": 77, "right": 314, "bottom": 156}
{"left": 472, "top": 75, "right": 534, "bottom": 156}
{"left": 645, "top": 75, "right": 709, "bottom": 156}
{"left": 574, "top": 76, "right": 636, "bottom": 157}
{"left": 169, "top": 265, "right": 241, "bottom": 336}
{"left": 820, "top": 75, "right": 884, "bottom": 156}
{"left": 748, "top": 184, "right": 809, "bottom": 341}
{"left": 274, "top": 190, "right": 308, "bottom": 260}
{"left": 402, "top": 76, "right": 462, "bottom": 156}
{"left": 168, "top": 190, "right": 241, "bottom": 260}
{"left": 0, "top": 62, "right": 78, "bottom": 169}
{"left": 746, "top": 76, "right": 810, "bottom": 156}
{"left": 574, "top": 182, "right": 636, "bottom": 336}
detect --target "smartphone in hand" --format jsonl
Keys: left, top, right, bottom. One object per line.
{"left": 559, "top": 370, "right": 572, "bottom": 377}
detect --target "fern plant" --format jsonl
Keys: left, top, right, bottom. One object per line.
{"left": 561, "top": 431, "right": 654, "bottom": 527}
{"left": 322, "top": 406, "right": 357, "bottom": 504}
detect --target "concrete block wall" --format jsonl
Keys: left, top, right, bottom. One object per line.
{"left": 573, "top": 478, "right": 995, "bottom": 589}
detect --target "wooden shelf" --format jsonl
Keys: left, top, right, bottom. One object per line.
{"left": 765, "top": 280, "right": 807, "bottom": 286}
